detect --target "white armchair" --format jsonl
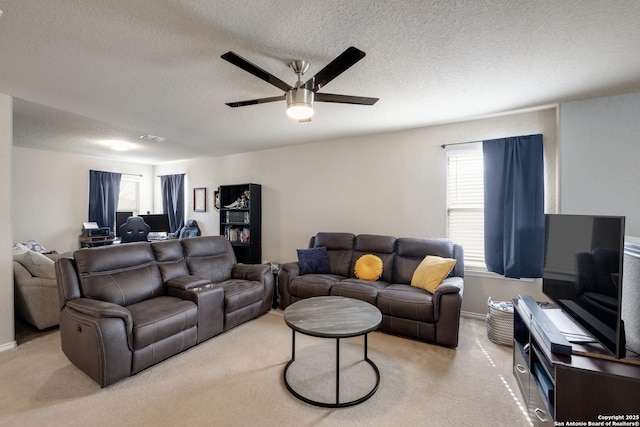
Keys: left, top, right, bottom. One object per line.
{"left": 13, "top": 243, "right": 63, "bottom": 330}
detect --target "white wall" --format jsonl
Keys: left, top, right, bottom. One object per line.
{"left": 156, "top": 107, "right": 558, "bottom": 315}
{"left": 559, "top": 92, "right": 640, "bottom": 235}
{"left": 6, "top": 93, "right": 640, "bottom": 351}
{"left": 0, "top": 94, "right": 14, "bottom": 349}
{"left": 12, "top": 147, "right": 155, "bottom": 253}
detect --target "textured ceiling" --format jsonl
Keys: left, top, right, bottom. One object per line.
{"left": 1, "top": 0, "right": 639, "bottom": 164}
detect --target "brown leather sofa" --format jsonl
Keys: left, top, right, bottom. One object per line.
{"left": 278, "top": 233, "right": 464, "bottom": 347}
{"left": 55, "top": 236, "right": 274, "bottom": 387}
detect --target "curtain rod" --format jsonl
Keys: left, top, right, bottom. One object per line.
{"left": 440, "top": 140, "right": 481, "bottom": 149}
{"left": 90, "top": 169, "right": 142, "bottom": 177}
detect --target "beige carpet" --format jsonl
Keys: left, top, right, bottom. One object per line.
{"left": 0, "top": 311, "right": 532, "bottom": 427}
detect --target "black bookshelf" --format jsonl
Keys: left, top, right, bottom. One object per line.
{"left": 218, "top": 183, "right": 261, "bottom": 264}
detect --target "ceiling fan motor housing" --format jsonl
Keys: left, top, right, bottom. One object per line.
{"left": 286, "top": 88, "right": 314, "bottom": 119}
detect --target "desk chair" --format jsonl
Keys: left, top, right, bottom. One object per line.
{"left": 119, "top": 217, "right": 151, "bottom": 243}
{"left": 178, "top": 220, "right": 201, "bottom": 239}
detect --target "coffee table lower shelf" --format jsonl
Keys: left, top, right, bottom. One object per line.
{"left": 283, "top": 330, "right": 380, "bottom": 408}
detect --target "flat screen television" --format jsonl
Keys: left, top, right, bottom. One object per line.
{"left": 542, "top": 214, "right": 626, "bottom": 358}
{"left": 139, "top": 214, "right": 171, "bottom": 233}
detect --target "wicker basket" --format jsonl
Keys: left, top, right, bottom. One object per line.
{"left": 486, "top": 297, "right": 514, "bottom": 346}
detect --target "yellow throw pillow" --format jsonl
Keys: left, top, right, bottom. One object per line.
{"left": 411, "top": 255, "right": 457, "bottom": 293}
{"left": 354, "top": 254, "right": 383, "bottom": 281}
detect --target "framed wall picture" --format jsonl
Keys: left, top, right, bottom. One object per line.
{"left": 194, "top": 187, "right": 206, "bottom": 212}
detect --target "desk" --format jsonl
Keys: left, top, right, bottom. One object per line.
{"left": 80, "top": 236, "right": 115, "bottom": 248}
{"left": 147, "top": 236, "right": 170, "bottom": 241}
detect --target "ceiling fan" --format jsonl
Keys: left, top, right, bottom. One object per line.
{"left": 221, "top": 46, "right": 379, "bottom": 122}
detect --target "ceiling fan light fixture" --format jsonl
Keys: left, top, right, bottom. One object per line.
{"left": 286, "top": 88, "right": 314, "bottom": 120}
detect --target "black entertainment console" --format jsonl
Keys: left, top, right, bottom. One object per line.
{"left": 513, "top": 295, "right": 640, "bottom": 425}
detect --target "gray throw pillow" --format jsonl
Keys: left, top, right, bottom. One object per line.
{"left": 13, "top": 246, "right": 56, "bottom": 279}
{"left": 297, "top": 246, "right": 331, "bottom": 275}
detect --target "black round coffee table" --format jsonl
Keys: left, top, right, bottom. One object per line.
{"left": 283, "top": 296, "right": 382, "bottom": 408}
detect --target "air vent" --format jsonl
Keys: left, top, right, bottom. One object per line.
{"left": 139, "top": 134, "right": 166, "bottom": 142}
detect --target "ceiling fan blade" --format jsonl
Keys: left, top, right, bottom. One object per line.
{"left": 225, "top": 95, "right": 286, "bottom": 108}
{"left": 221, "top": 51, "right": 292, "bottom": 92}
{"left": 305, "top": 46, "right": 366, "bottom": 91}
{"left": 315, "top": 93, "right": 379, "bottom": 105}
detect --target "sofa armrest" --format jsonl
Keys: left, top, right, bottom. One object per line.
{"left": 13, "top": 263, "right": 56, "bottom": 289}
{"left": 45, "top": 251, "right": 74, "bottom": 263}
{"left": 13, "top": 262, "right": 59, "bottom": 330}
{"left": 55, "top": 256, "right": 81, "bottom": 310}
{"left": 432, "top": 276, "right": 463, "bottom": 320}
{"left": 165, "top": 275, "right": 210, "bottom": 290}
{"left": 66, "top": 298, "right": 133, "bottom": 349}
{"left": 280, "top": 261, "right": 300, "bottom": 277}
{"left": 434, "top": 277, "right": 463, "bottom": 297}
{"left": 167, "top": 285, "right": 225, "bottom": 343}
{"left": 232, "top": 263, "right": 270, "bottom": 281}
{"left": 232, "top": 264, "right": 274, "bottom": 313}
{"left": 277, "top": 262, "right": 300, "bottom": 309}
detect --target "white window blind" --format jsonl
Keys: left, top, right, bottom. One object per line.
{"left": 117, "top": 175, "right": 140, "bottom": 214}
{"left": 446, "top": 147, "right": 485, "bottom": 269}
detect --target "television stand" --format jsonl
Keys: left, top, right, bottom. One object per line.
{"left": 513, "top": 297, "right": 640, "bottom": 425}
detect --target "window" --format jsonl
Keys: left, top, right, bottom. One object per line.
{"left": 446, "top": 145, "right": 485, "bottom": 269}
{"left": 117, "top": 175, "right": 140, "bottom": 215}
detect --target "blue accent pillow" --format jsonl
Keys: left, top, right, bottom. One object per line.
{"left": 297, "top": 246, "right": 331, "bottom": 275}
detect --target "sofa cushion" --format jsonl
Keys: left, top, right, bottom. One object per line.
{"left": 152, "top": 239, "right": 189, "bottom": 282}
{"left": 74, "top": 243, "right": 164, "bottom": 306}
{"left": 181, "top": 236, "right": 235, "bottom": 283}
{"left": 351, "top": 234, "right": 396, "bottom": 282}
{"left": 393, "top": 238, "right": 455, "bottom": 285}
{"left": 354, "top": 234, "right": 396, "bottom": 253}
{"left": 297, "top": 247, "right": 331, "bottom": 275}
{"left": 216, "top": 279, "right": 264, "bottom": 312}
{"left": 19, "top": 240, "right": 50, "bottom": 253}
{"left": 313, "top": 233, "right": 355, "bottom": 277}
{"left": 377, "top": 285, "right": 435, "bottom": 323}
{"left": 13, "top": 246, "right": 56, "bottom": 279}
{"left": 127, "top": 296, "right": 198, "bottom": 350}
{"left": 354, "top": 254, "right": 383, "bottom": 281}
{"left": 314, "top": 232, "right": 355, "bottom": 250}
{"left": 330, "top": 278, "right": 388, "bottom": 305}
{"left": 290, "top": 274, "right": 344, "bottom": 299}
{"left": 411, "top": 256, "right": 457, "bottom": 293}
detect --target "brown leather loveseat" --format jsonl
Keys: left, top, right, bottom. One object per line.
{"left": 278, "top": 233, "right": 464, "bottom": 347}
{"left": 56, "top": 236, "right": 274, "bottom": 387}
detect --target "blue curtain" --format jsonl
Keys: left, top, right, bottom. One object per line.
{"left": 483, "top": 134, "right": 544, "bottom": 278}
{"left": 88, "top": 170, "right": 122, "bottom": 231}
{"left": 160, "top": 174, "right": 185, "bottom": 233}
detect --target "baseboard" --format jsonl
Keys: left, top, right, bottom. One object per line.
{"left": 0, "top": 340, "right": 17, "bottom": 353}
{"left": 462, "top": 310, "right": 486, "bottom": 321}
